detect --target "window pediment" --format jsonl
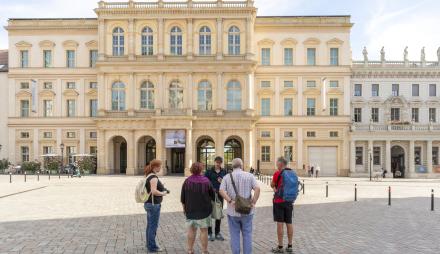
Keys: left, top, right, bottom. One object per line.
{"left": 328, "top": 89, "right": 343, "bottom": 95}
{"left": 303, "top": 38, "right": 321, "bottom": 45}
{"left": 62, "top": 40, "right": 79, "bottom": 48}
{"left": 16, "top": 90, "right": 32, "bottom": 97}
{"left": 257, "top": 39, "right": 275, "bottom": 46}
{"left": 385, "top": 96, "right": 408, "bottom": 106}
{"left": 39, "top": 40, "right": 55, "bottom": 48}
{"left": 39, "top": 90, "right": 56, "bottom": 97}
{"left": 326, "top": 38, "right": 344, "bottom": 46}
{"left": 63, "top": 90, "right": 79, "bottom": 97}
{"left": 280, "top": 38, "right": 298, "bottom": 46}
{"left": 15, "top": 41, "right": 32, "bottom": 48}
{"left": 280, "top": 88, "right": 297, "bottom": 95}
{"left": 86, "top": 90, "right": 98, "bottom": 96}
{"left": 257, "top": 89, "right": 275, "bottom": 96}
{"left": 85, "top": 40, "right": 98, "bottom": 48}
{"left": 303, "top": 88, "right": 321, "bottom": 95}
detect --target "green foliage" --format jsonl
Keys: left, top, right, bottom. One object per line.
{"left": 45, "top": 156, "right": 62, "bottom": 172}
{"left": 77, "top": 156, "right": 96, "bottom": 174}
{"left": 0, "top": 159, "right": 10, "bottom": 170}
{"left": 21, "top": 161, "right": 41, "bottom": 172}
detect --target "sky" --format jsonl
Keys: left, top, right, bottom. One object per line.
{"left": 0, "top": 0, "right": 439, "bottom": 60}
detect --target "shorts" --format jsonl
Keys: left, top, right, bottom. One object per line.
{"left": 186, "top": 216, "right": 212, "bottom": 229}
{"left": 273, "top": 202, "right": 294, "bottom": 224}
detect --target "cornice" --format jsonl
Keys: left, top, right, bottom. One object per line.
{"left": 351, "top": 69, "right": 440, "bottom": 79}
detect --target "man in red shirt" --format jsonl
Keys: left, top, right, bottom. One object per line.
{"left": 270, "top": 157, "right": 294, "bottom": 253}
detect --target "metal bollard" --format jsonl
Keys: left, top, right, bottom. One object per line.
{"left": 388, "top": 186, "right": 391, "bottom": 206}
{"left": 59, "top": 171, "right": 61, "bottom": 179}
{"left": 302, "top": 179, "right": 305, "bottom": 194}
{"left": 431, "top": 189, "right": 434, "bottom": 211}
{"left": 49, "top": 171, "right": 51, "bottom": 181}
{"left": 9, "top": 172, "right": 12, "bottom": 183}
{"left": 354, "top": 184, "right": 357, "bottom": 202}
{"left": 326, "top": 182, "right": 329, "bottom": 198}
{"left": 37, "top": 171, "right": 39, "bottom": 181}
{"left": 24, "top": 171, "right": 27, "bottom": 182}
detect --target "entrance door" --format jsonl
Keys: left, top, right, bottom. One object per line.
{"left": 308, "top": 147, "right": 337, "bottom": 176}
{"left": 391, "top": 146, "right": 405, "bottom": 178}
{"left": 120, "top": 142, "right": 127, "bottom": 174}
{"left": 171, "top": 148, "right": 185, "bottom": 174}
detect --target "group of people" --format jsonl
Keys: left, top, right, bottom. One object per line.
{"left": 306, "top": 164, "right": 320, "bottom": 178}
{"left": 142, "top": 156, "right": 299, "bottom": 254}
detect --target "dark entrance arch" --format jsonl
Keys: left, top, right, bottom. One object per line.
{"left": 146, "top": 139, "right": 156, "bottom": 166}
{"left": 197, "top": 137, "right": 215, "bottom": 171}
{"left": 224, "top": 138, "right": 243, "bottom": 171}
{"left": 112, "top": 136, "right": 127, "bottom": 174}
{"left": 391, "top": 145, "right": 405, "bottom": 178}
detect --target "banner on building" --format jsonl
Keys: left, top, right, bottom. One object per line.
{"left": 165, "top": 130, "right": 186, "bottom": 148}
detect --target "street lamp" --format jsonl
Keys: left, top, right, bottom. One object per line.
{"left": 368, "top": 148, "right": 372, "bottom": 181}
{"left": 60, "top": 143, "right": 65, "bottom": 175}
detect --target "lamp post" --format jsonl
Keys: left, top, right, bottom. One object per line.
{"left": 368, "top": 148, "right": 372, "bottom": 181}
{"left": 60, "top": 143, "right": 65, "bottom": 177}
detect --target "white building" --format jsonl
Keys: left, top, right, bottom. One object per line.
{"left": 0, "top": 50, "right": 8, "bottom": 159}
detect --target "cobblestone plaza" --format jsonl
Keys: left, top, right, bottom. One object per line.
{"left": 1, "top": 175, "right": 439, "bottom": 253}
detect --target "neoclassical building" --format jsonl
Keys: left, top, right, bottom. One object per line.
{"left": 5, "top": 0, "right": 352, "bottom": 176}
{"left": 350, "top": 50, "right": 440, "bottom": 178}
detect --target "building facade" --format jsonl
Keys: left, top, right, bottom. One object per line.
{"left": 350, "top": 53, "right": 440, "bottom": 178}
{"left": 0, "top": 50, "right": 8, "bottom": 159}
{"left": 4, "top": 0, "right": 351, "bottom": 176}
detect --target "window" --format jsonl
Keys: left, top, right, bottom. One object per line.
{"left": 391, "top": 108, "right": 400, "bottom": 121}
{"left": 354, "top": 108, "right": 362, "bottom": 122}
{"left": 307, "top": 48, "right": 316, "bottom": 65}
{"left": 372, "top": 84, "right": 379, "bottom": 97}
{"left": 140, "top": 81, "right": 155, "bottom": 110}
{"left": 354, "top": 84, "right": 362, "bottom": 96}
{"left": 307, "top": 98, "right": 316, "bottom": 116}
{"left": 284, "top": 48, "right": 293, "bottom": 65}
{"left": 228, "top": 26, "right": 240, "bottom": 55}
{"left": 66, "top": 50, "right": 75, "bottom": 68}
{"left": 429, "top": 108, "right": 437, "bottom": 122}
{"left": 330, "top": 131, "right": 338, "bottom": 137}
{"left": 90, "top": 146, "right": 98, "bottom": 155}
{"left": 197, "top": 81, "right": 212, "bottom": 111}
{"left": 20, "top": 50, "right": 29, "bottom": 68}
{"left": 20, "top": 100, "right": 30, "bottom": 117}
{"left": 371, "top": 108, "right": 379, "bottom": 122}
{"left": 90, "top": 99, "right": 98, "bottom": 117}
{"left": 261, "top": 131, "right": 271, "bottom": 138}
{"left": 66, "top": 146, "right": 76, "bottom": 164}
{"left": 227, "top": 80, "right": 241, "bottom": 111}
{"left": 373, "top": 147, "right": 381, "bottom": 165}
{"left": 355, "top": 147, "right": 363, "bottom": 165}
{"left": 284, "top": 146, "right": 293, "bottom": 162}
{"left": 21, "top": 146, "right": 29, "bottom": 162}
{"left": 284, "top": 98, "right": 293, "bottom": 116}
{"left": 306, "top": 131, "right": 316, "bottom": 137}
{"left": 170, "top": 26, "right": 183, "bottom": 56}
{"left": 43, "top": 50, "right": 52, "bottom": 68}
{"left": 66, "top": 82, "right": 76, "bottom": 89}
{"left": 412, "top": 108, "right": 419, "bottom": 123}
{"left": 43, "top": 82, "right": 52, "bottom": 89}
{"left": 21, "top": 82, "right": 29, "bottom": 89}
{"left": 433, "top": 147, "right": 439, "bottom": 165}
{"left": 260, "top": 81, "right": 271, "bottom": 88}
{"left": 169, "top": 80, "right": 184, "bottom": 109}
{"left": 67, "top": 100, "right": 76, "bottom": 117}
{"left": 284, "top": 131, "right": 293, "bottom": 138}
{"left": 306, "top": 81, "right": 316, "bottom": 88}
{"left": 430, "top": 84, "right": 437, "bottom": 97}
{"left": 141, "top": 26, "right": 154, "bottom": 56}
{"left": 89, "top": 82, "right": 98, "bottom": 89}
{"left": 112, "top": 27, "right": 125, "bottom": 56}
{"left": 43, "top": 146, "right": 53, "bottom": 155}
{"left": 412, "top": 84, "right": 419, "bottom": 97}
{"left": 261, "top": 146, "right": 271, "bottom": 162}
{"left": 43, "top": 132, "right": 52, "bottom": 138}
{"left": 284, "top": 81, "right": 293, "bottom": 88}
{"left": 111, "top": 82, "right": 126, "bottom": 111}
{"left": 261, "top": 98, "right": 271, "bottom": 116}
{"left": 329, "top": 81, "right": 339, "bottom": 88}
{"left": 43, "top": 100, "right": 53, "bottom": 117}
{"left": 20, "top": 132, "right": 29, "bottom": 138}
{"left": 330, "top": 98, "right": 338, "bottom": 116}
{"left": 330, "top": 48, "right": 339, "bottom": 65}
{"left": 199, "top": 26, "right": 211, "bottom": 55}
{"left": 414, "top": 147, "right": 422, "bottom": 165}
{"left": 261, "top": 48, "right": 271, "bottom": 65}
{"left": 67, "top": 132, "right": 76, "bottom": 138}
{"left": 89, "top": 50, "right": 98, "bottom": 67}
{"left": 89, "top": 132, "right": 97, "bottom": 139}
{"left": 392, "top": 84, "right": 399, "bottom": 96}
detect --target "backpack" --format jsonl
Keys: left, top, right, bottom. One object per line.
{"left": 230, "top": 173, "right": 252, "bottom": 215}
{"left": 135, "top": 174, "right": 154, "bottom": 203}
{"left": 275, "top": 169, "right": 299, "bottom": 203}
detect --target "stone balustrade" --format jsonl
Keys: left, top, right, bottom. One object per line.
{"left": 353, "top": 124, "right": 440, "bottom": 132}
{"left": 97, "top": 0, "right": 253, "bottom": 9}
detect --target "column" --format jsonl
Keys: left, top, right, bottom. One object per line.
{"left": 275, "top": 127, "right": 281, "bottom": 161}
{"left": 97, "top": 130, "right": 106, "bottom": 174}
{"left": 215, "top": 130, "right": 224, "bottom": 159}
{"left": 247, "top": 72, "right": 254, "bottom": 110}
{"left": 128, "top": 73, "right": 135, "bottom": 116}
{"left": 368, "top": 140, "right": 373, "bottom": 173}
{"left": 427, "top": 140, "right": 433, "bottom": 173}
{"left": 156, "top": 129, "right": 164, "bottom": 175}
{"left": 187, "top": 73, "right": 193, "bottom": 109}
{"left": 127, "top": 131, "right": 135, "bottom": 175}
{"left": 157, "top": 18, "right": 164, "bottom": 60}
{"left": 343, "top": 76, "right": 351, "bottom": 115}
{"left": 246, "top": 16, "right": 254, "bottom": 59}
{"left": 296, "top": 128, "right": 303, "bottom": 169}
{"left": 185, "top": 128, "right": 193, "bottom": 176}
{"left": 187, "top": 18, "right": 193, "bottom": 60}
{"left": 79, "top": 128, "right": 85, "bottom": 154}
{"left": 33, "top": 128, "right": 39, "bottom": 160}
{"left": 409, "top": 140, "right": 415, "bottom": 174}
{"left": 385, "top": 140, "right": 392, "bottom": 177}
{"left": 98, "top": 74, "right": 105, "bottom": 115}
{"left": 78, "top": 78, "right": 85, "bottom": 116}
{"left": 216, "top": 72, "right": 223, "bottom": 111}
{"left": 249, "top": 129, "right": 255, "bottom": 169}
{"left": 350, "top": 140, "right": 356, "bottom": 174}
{"left": 158, "top": 73, "right": 164, "bottom": 110}
{"left": 297, "top": 77, "right": 303, "bottom": 115}
{"left": 128, "top": 18, "right": 135, "bottom": 60}
{"left": 275, "top": 77, "right": 280, "bottom": 115}
{"left": 98, "top": 19, "right": 105, "bottom": 60}
{"left": 56, "top": 79, "right": 62, "bottom": 116}
{"left": 216, "top": 18, "right": 223, "bottom": 60}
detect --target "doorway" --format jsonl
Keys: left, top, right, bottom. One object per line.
{"left": 171, "top": 148, "right": 185, "bottom": 174}
{"left": 391, "top": 146, "right": 405, "bottom": 178}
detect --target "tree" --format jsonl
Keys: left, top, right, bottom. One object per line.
{"left": 77, "top": 156, "right": 96, "bottom": 174}
{"left": 45, "top": 156, "right": 62, "bottom": 174}
{"left": 21, "top": 161, "right": 41, "bottom": 173}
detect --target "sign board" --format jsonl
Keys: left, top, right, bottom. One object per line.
{"left": 165, "top": 130, "right": 186, "bottom": 148}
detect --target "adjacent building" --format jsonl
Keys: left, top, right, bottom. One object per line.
{"left": 0, "top": 50, "right": 8, "bottom": 159}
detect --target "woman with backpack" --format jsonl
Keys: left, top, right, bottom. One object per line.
{"left": 144, "top": 159, "right": 168, "bottom": 253}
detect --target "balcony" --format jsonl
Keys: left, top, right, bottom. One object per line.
{"left": 97, "top": 0, "right": 253, "bottom": 10}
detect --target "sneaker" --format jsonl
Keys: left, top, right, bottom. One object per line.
{"left": 271, "top": 247, "right": 284, "bottom": 253}
{"left": 208, "top": 234, "right": 215, "bottom": 241}
{"left": 285, "top": 246, "right": 293, "bottom": 253}
{"left": 215, "top": 233, "right": 225, "bottom": 241}
{"left": 149, "top": 247, "right": 164, "bottom": 253}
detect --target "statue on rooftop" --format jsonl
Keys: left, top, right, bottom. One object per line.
{"left": 404, "top": 46, "right": 408, "bottom": 61}
{"left": 380, "top": 47, "right": 385, "bottom": 62}
{"left": 421, "top": 47, "right": 426, "bottom": 62}
{"left": 437, "top": 47, "right": 440, "bottom": 62}
{"left": 362, "top": 46, "right": 368, "bottom": 61}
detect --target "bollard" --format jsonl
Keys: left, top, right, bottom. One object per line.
{"left": 24, "top": 171, "right": 27, "bottom": 182}
{"left": 59, "top": 170, "right": 61, "bottom": 179}
{"left": 37, "top": 171, "right": 39, "bottom": 181}
{"left": 302, "top": 179, "right": 305, "bottom": 194}
{"left": 354, "top": 184, "right": 357, "bottom": 202}
{"left": 9, "top": 172, "right": 12, "bottom": 183}
{"left": 326, "top": 182, "right": 329, "bottom": 198}
{"left": 388, "top": 186, "right": 391, "bottom": 206}
{"left": 431, "top": 189, "right": 434, "bottom": 211}
{"left": 49, "top": 171, "right": 51, "bottom": 181}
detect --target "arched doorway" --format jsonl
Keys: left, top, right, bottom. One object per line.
{"left": 137, "top": 136, "right": 156, "bottom": 174}
{"left": 112, "top": 136, "right": 127, "bottom": 174}
{"left": 197, "top": 137, "right": 215, "bottom": 171}
{"left": 391, "top": 146, "right": 405, "bottom": 178}
{"left": 224, "top": 138, "right": 243, "bottom": 171}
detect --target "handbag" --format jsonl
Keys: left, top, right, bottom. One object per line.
{"left": 230, "top": 173, "right": 252, "bottom": 215}
{"left": 211, "top": 193, "right": 223, "bottom": 220}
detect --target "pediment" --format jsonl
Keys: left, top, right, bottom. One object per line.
{"left": 63, "top": 90, "right": 79, "bottom": 96}
{"left": 280, "top": 88, "right": 297, "bottom": 95}
{"left": 16, "top": 90, "right": 32, "bottom": 97}
{"left": 351, "top": 97, "right": 366, "bottom": 104}
{"left": 326, "top": 38, "right": 344, "bottom": 45}
{"left": 85, "top": 40, "right": 98, "bottom": 48}
{"left": 39, "top": 90, "right": 56, "bottom": 97}
{"left": 15, "top": 41, "right": 32, "bottom": 48}
{"left": 384, "top": 96, "right": 408, "bottom": 106}
{"left": 303, "top": 88, "right": 321, "bottom": 95}
{"left": 257, "top": 39, "right": 275, "bottom": 46}
{"left": 257, "top": 89, "right": 275, "bottom": 96}
{"left": 39, "top": 40, "right": 56, "bottom": 48}
{"left": 280, "top": 38, "right": 298, "bottom": 46}
{"left": 86, "top": 89, "right": 98, "bottom": 96}
{"left": 327, "top": 89, "right": 343, "bottom": 95}
{"left": 62, "top": 40, "right": 79, "bottom": 48}
{"left": 303, "top": 37, "right": 321, "bottom": 45}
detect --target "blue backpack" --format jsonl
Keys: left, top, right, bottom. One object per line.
{"left": 275, "top": 169, "right": 299, "bottom": 203}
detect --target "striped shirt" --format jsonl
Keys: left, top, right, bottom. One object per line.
{"left": 220, "top": 168, "right": 259, "bottom": 217}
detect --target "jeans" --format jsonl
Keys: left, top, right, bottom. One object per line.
{"left": 227, "top": 214, "right": 254, "bottom": 254}
{"left": 144, "top": 202, "right": 161, "bottom": 251}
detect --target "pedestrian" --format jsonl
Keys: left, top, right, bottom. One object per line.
{"left": 181, "top": 162, "right": 215, "bottom": 254}
{"left": 307, "top": 165, "right": 311, "bottom": 177}
{"left": 270, "top": 157, "right": 299, "bottom": 253}
{"left": 219, "top": 158, "right": 261, "bottom": 254}
{"left": 204, "top": 156, "right": 227, "bottom": 241}
{"left": 315, "top": 164, "right": 320, "bottom": 178}
{"left": 144, "top": 160, "right": 169, "bottom": 253}
{"left": 310, "top": 165, "right": 314, "bottom": 177}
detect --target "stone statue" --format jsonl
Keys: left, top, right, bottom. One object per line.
{"left": 421, "top": 47, "right": 426, "bottom": 62}
{"left": 380, "top": 47, "right": 385, "bottom": 62}
{"left": 437, "top": 47, "right": 440, "bottom": 62}
{"left": 362, "top": 46, "right": 368, "bottom": 61}
{"left": 404, "top": 46, "right": 408, "bottom": 61}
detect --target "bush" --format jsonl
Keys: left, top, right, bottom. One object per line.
{"left": 21, "top": 161, "right": 41, "bottom": 173}
{"left": 77, "top": 156, "right": 96, "bottom": 174}
{"left": 0, "top": 159, "right": 10, "bottom": 171}
{"left": 45, "top": 156, "right": 62, "bottom": 173}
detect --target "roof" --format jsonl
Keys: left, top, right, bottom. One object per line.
{"left": 0, "top": 50, "right": 8, "bottom": 72}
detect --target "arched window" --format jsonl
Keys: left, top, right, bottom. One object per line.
{"left": 169, "top": 80, "right": 183, "bottom": 109}
{"left": 141, "top": 26, "right": 154, "bottom": 56}
{"left": 140, "top": 81, "right": 155, "bottom": 110}
{"left": 227, "top": 80, "right": 241, "bottom": 111}
{"left": 170, "top": 26, "right": 183, "bottom": 56}
{"left": 111, "top": 82, "right": 126, "bottom": 111}
{"left": 197, "top": 81, "right": 212, "bottom": 110}
{"left": 224, "top": 138, "right": 243, "bottom": 171}
{"left": 228, "top": 26, "right": 240, "bottom": 55}
{"left": 199, "top": 26, "right": 211, "bottom": 55}
{"left": 197, "top": 138, "right": 216, "bottom": 171}
{"left": 112, "top": 27, "right": 125, "bottom": 56}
